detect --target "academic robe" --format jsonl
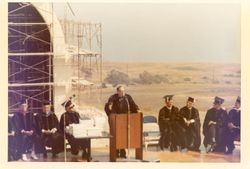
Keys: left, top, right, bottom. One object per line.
{"left": 36, "top": 112, "right": 64, "bottom": 155}
{"left": 179, "top": 106, "right": 201, "bottom": 150}
{"left": 203, "top": 107, "right": 228, "bottom": 152}
{"left": 227, "top": 108, "right": 240, "bottom": 151}
{"left": 158, "top": 106, "right": 185, "bottom": 150}
{"left": 105, "top": 93, "right": 140, "bottom": 157}
{"left": 59, "top": 111, "right": 89, "bottom": 155}
{"left": 8, "top": 115, "right": 16, "bottom": 161}
{"left": 105, "top": 93, "right": 139, "bottom": 115}
{"left": 228, "top": 108, "right": 240, "bottom": 129}
{"left": 11, "top": 112, "right": 43, "bottom": 159}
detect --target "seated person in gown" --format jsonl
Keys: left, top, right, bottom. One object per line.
{"left": 59, "top": 100, "right": 90, "bottom": 161}
{"left": 36, "top": 101, "right": 64, "bottom": 158}
{"left": 158, "top": 95, "right": 186, "bottom": 152}
{"left": 179, "top": 97, "right": 201, "bottom": 152}
{"left": 203, "top": 96, "right": 228, "bottom": 153}
{"left": 226, "top": 96, "right": 241, "bottom": 154}
{"left": 12, "top": 99, "right": 42, "bottom": 161}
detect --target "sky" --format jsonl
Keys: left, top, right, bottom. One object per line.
{"left": 53, "top": 3, "right": 241, "bottom": 63}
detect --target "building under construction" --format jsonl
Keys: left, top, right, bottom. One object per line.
{"left": 8, "top": 2, "right": 102, "bottom": 115}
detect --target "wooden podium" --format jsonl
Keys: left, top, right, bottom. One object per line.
{"left": 109, "top": 113, "right": 143, "bottom": 162}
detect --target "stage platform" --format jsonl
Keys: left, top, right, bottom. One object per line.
{"left": 12, "top": 144, "right": 240, "bottom": 163}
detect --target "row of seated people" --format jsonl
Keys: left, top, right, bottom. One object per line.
{"left": 8, "top": 100, "right": 89, "bottom": 161}
{"left": 8, "top": 89, "right": 240, "bottom": 161}
{"left": 104, "top": 85, "right": 240, "bottom": 157}
{"left": 158, "top": 95, "right": 240, "bottom": 154}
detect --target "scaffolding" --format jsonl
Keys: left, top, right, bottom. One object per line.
{"left": 8, "top": 2, "right": 54, "bottom": 114}
{"left": 59, "top": 18, "right": 103, "bottom": 105}
{"left": 8, "top": 3, "right": 103, "bottom": 113}
{"left": 60, "top": 19, "right": 102, "bottom": 83}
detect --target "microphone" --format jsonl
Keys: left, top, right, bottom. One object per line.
{"left": 124, "top": 95, "right": 130, "bottom": 113}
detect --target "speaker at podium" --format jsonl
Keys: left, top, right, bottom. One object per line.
{"left": 109, "top": 113, "right": 143, "bottom": 162}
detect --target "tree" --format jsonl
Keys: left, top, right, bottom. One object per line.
{"left": 104, "top": 69, "right": 130, "bottom": 86}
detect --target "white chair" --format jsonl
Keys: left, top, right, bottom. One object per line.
{"left": 143, "top": 115, "right": 160, "bottom": 151}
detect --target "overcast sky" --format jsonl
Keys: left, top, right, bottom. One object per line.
{"left": 54, "top": 3, "right": 241, "bottom": 63}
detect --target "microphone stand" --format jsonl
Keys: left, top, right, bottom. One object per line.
{"left": 63, "top": 95, "right": 75, "bottom": 162}
{"left": 63, "top": 101, "right": 68, "bottom": 162}
{"left": 125, "top": 96, "right": 130, "bottom": 160}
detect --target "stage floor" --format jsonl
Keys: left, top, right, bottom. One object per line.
{"left": 13, "top": 144, "right": 240, "bottom": 163}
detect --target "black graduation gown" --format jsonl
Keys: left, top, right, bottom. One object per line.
{"left": 158, "top": 106, "right": 179, "bottom": 132}
{"left": 106, "top": 93, "right": 139, "bottom": 115}
{"left": 36, "top": 112, "right": 64, "bottom": 154}
{"left": 8, "top": 115, "right": 16, "bottom": 161}
{"left": 60, "top": 111, "right": 80, "bottom": 132}
{"left": 59, "top": 111, "right": 89, "bottom": 155}
{"left": 228, "top": 108, "right": 240, "bottom": 128}
{"left": 227, "top": 108, "right": 240, "bottom": 151}
{"left": 179, "top": 106, "right": 201, "bottom": 150}
{"left": 105, "top": 93, "right": 140, "bottom": 157}
{"left": 158, "top": 106, "right": 185, "bottom": 150}
{"left": 203, "top": 107, "right": 228, "bottom": 151}
{"left": 11, "top": 112, "right": 43, "bottom": 158}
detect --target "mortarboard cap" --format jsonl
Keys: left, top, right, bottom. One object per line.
{"left": 62, "top": 100, "right": 74, "bottom": 108}
{"left": 213, "top": 96, "right": 224, "bottom": 105}
{"left": 236, "top": 96, "right": 241, "bottom": 104}
{"left": 187, "top": 97, "right": 195, "bottom": 102}
{"left": 163, "top": 95, "right": 174, "bottom": 101}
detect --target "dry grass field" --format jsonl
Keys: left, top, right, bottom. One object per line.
{"left": 78, "top": 61, "right": 240, "bottom": 121}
